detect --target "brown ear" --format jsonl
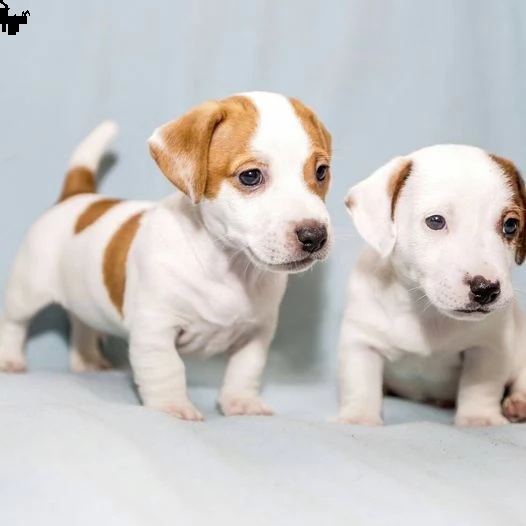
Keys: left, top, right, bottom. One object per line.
{"left": 490, "top": 154, "right": 526, "bottom": 264}
{"left": 148, "top": 100, "right": 224, "bottom": 203}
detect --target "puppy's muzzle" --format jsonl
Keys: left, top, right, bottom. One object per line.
{"left": 468, "top": 275, "right": 501, "bottom": 306}
{"left": 295, "top": 223, "right": 328, "bottom": 254}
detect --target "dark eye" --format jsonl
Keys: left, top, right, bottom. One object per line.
{"left": 315, "top": 165, "right": 329, "bottom": 182}
{"left": 238, "top": 169, "right": 263, "bottom": 187}
{"left": 503, "top": 217, "right": 520, "bottom": 238}
{"left": 425, "top": 215, "right": 446, "bottom": 230}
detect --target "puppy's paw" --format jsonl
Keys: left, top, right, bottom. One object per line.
{"left": 455, "top": 412, "right": 509, "bottom": 427}
{"left": 151, "top": 401, "right": 204, "bottom": 421}
{"left": 330, "top": 412, "right": 383, "bottom": 426}
{"left": 69, "top": 350, "right": 112, "bottom": 373}
{"left": 0, "top": 353, "right": 27, "bottom": 373}
{"left": 219, "top": 396, "right": 274, "bottom": 417}
{"left": 502, "top": 393, "right": 526, "bottom": 423}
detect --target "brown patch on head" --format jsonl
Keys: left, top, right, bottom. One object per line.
{"left": 58, "top": 167, "right": 95, "bottom": 202}
{"left": 206, "top": 96, "right": 259, "bottom": 198}
{"left": 74, "top": 198, "right": 122, "bottom": 234}
{"left": 103, "top": 212, "right": 144, "bottom": 316}
{"left": 387, "top": 159, "right": 413, "bottom": 219}
{"left": 344, "top": 193, "right": 354, "bottom": 210}
{"left": 289, "top": 98, "right": 332, "bottom": 200}
{"left": 489, "top": 153, "right": 526, "bottom": 264}
{"left": 149, "top": 96, "right": 259, "bottom": 202}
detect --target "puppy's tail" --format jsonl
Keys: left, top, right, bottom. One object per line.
{"left": 58, "top": 120, "right": 118, "bottom": 202}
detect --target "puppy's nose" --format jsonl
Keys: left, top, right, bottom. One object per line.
{"left": 296, "top": 224, "right": 328, "bottom": 253}
{"left": 469, "top": 275, "right": 500, "bottom": 305}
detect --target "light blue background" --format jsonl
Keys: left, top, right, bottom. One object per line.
{"left": 1, "top": 0, "right": 525, "bottom": 385}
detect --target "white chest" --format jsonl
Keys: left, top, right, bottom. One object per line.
{"left": 175, "top": 275, "right": 282, "bottom": 357}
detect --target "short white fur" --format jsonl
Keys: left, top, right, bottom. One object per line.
{"left": 337, "top": 144, "right": 526, "bottom": 427}
{"left": 0, "top": 92, "right": 333, "bottom": 421}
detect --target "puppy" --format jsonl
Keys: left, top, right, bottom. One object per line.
{"left": 337, "top": 145, "right": 526, "bottom": 426}
{"left": 0, "top": 92, "right": 333, "bottom": 420}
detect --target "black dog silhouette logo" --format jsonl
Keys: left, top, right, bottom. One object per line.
{"left": 0, "top": 1, "right": 30, "bottom": 36}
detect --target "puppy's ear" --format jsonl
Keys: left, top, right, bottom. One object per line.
{"left": 489, "top": 154, "right": 526, "bottom": 264}
{"left": 345, "top": 157, "right": 412, "bottom": 257}
{"left": 148, "top": 101, "right": 224, "bottom": 203}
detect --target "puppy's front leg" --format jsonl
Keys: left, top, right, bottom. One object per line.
{"left": 129, "top": 317, "right": 202, "bottom": 421}
{"left": 455, "top": 347, "right": 509, "bottom": 426}
{"left": 335, "top": 338, "right": 384, "bottom": 426}
{"left": 219, "top": 325, "right": 275, "bottom": 417}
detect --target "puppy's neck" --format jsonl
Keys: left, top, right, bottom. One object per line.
{"left": 161, "top": 193, "right": 274, "bottom": 284}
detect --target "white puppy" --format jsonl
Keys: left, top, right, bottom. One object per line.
{"left": 337, "top": 145, "right": 526, "bottom": 426}
{"left": 0, "top": 92, "right": 333, "bottom": 420}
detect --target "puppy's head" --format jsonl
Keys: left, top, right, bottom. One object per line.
{"left": 149, "top": 92, "right": 333, "bottom": 273}
{"left": 346, "top": 145, "right": 526, "bottom": 320}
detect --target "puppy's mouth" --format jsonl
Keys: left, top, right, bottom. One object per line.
{"left": 446, "top": 307, "right": 492, "bottom": 321}
{"left": 455, "top": 308, "right": 490, "bottom": 314}
{"left": 245, "top": 249, "right": 317, "bottom": 273}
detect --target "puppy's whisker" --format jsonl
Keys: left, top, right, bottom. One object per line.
{"left": 422, "top": 300, "right": 434, "bottom": 314}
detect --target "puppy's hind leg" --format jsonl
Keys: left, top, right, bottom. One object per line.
{"left": 68, "top": 314, "right": 112, "bottom": 372}
{"left": 502, "top": 315, "right": 526, "bottom": 423}
{"left": 0, "top": 250, "right": 55, "bottom": 372}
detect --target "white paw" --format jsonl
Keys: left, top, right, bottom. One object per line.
{"left": 0, "top": 353, "right": 27, "bottom": 373}
{"left": 455, "top": 412, "right": 510, "bottom": 427}
{"left": 150, "top": 401, "right": 204, "bottom": 421}
{"left": 502, "top": 393, "right": 526, "bottom": 423}
{"left": 330, "top": 412, "right": 383, "bottom": 426}
{"left": 69, "top": 350, "right": 112, "bottom": 373}
{"left": 219, "top": 396, "right": 274, "bottom": 417}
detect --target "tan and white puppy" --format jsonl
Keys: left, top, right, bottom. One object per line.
{"left": 337, "top": 145, "right": 526, "bottom": 426}
{"left": 0, "top": 92, "right": 333, "bottom": 420}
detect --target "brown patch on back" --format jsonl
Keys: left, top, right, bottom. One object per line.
{"left": 58, "top": 167, "right": 96, "bottom": 202}
{"left": 289, "top": 98, "right": 332, "bottom": 200}
{"left": 206, "top": 96, "right": 259, "bottom": 198}
{"left": 489, "top": 153, "right": 526, "bottom": 264}
{"left": 387, "top": 159, "right": 413, "bottom": 219}
{"left": 74, "top": 198, "right": 122, "bottom": 234}
{"left": 103, "top": 212, "right": 144, "bottom": 316}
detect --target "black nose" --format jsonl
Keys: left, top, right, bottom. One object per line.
{"left": 469, "top": 275, "right": 501, "bottom": 305}
{"left": 296, "top": 224, "right": 328, "bottom": 253}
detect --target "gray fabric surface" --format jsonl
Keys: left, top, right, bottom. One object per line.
{"left": 1, "top": 371, "right": 525, "bottom": 526}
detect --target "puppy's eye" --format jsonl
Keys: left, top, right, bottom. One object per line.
{"left": 238, "top": 169, "right": 263, "bottom": 187}
{"left": 503, "top": 217, "right": 520, "bottom": 239}
{"left": 315, "top": 165, "right": 329, "bottom": 182}
{"left": 425, "top": 215, "right": 446, "bottom": 230}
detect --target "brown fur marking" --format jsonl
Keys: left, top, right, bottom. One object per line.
{"left": 489, "top": 153, "right": 526, "bottom": 264}
{"left": 388, "top": 159, "right": 413, "bottom": 219}
{"left": 58, "top": 167, "right": 96, "bottom": 202}
{"left": 206, "top": 96, "right": 259, "bottom": 197}
{"left": 74, "top": 198, "right": 122, "bottom": 234}
{"left": 103, "top": 212, "right": 144, "bottom": 316}
{"left": 289, "top": 98, "right": 332, "bottom": 200}
{"left": 149, "top": 100, "right": 224, "bottom": 202}
{"left": 150, "top": 96, "right": 262, "bottom": 201}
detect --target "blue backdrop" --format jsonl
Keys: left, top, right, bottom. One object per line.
{"left": 1, "top": 0, "right": 525, "bottom": 385}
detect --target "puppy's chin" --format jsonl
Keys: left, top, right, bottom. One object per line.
{"left": 245, "top": 248, "right": 325, "bottom": 274}
{"left": 440, "top": 308, "right": 492, "bottom": 322}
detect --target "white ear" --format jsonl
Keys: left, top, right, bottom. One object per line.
{"left": 344, "top": 156, "right": 412, "bottom": 258}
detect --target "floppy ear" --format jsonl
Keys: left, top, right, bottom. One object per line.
{"left": 489, "top": 154, "right": 526, "bottom": 265}
{"left": 148, "top": 100, "right": 224, "bottom": 203}
{"left": 344, "top": 157, "right": 412, "bottom": 258}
